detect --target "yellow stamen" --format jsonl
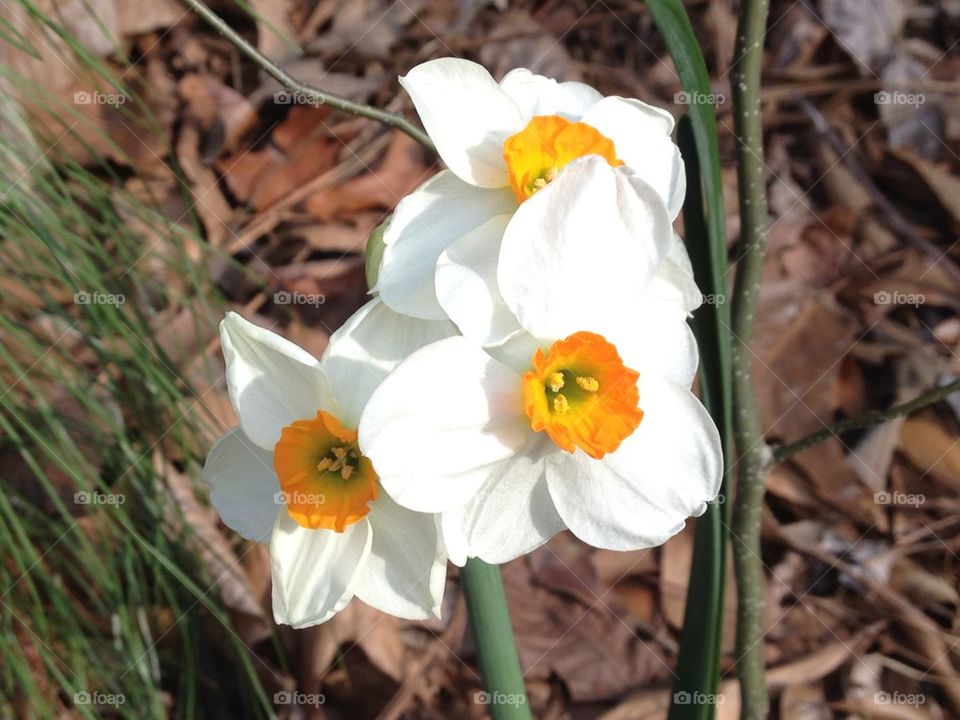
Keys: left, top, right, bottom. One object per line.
{"left": 522, "top": 332, "right": 643, "bottom": 459}
{"left": 553, "top": 394, "right": 570, "bottom": 414}
{"left": 576, "top": 376, "right": 600, "bottom": 392}
{"left": 274, "top": 411, "right": 378, "bottom": 532}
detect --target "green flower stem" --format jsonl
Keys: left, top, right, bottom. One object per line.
{"left": 181, "top": 0, "right": 436, "bottom": 152}
{"left": 729, "top": 0, "right": 772, "bottom": 717}
{"left": 460, "top": 559, "right": 532, "bottom": 720}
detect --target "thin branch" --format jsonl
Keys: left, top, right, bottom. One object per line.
{"left": 181, "top": 0, "right": 436, "bottom": 152}
{"left": 773, "top": 378, "right": 960, "bottom": 464}
{"left": 729, "top": 0, "right": 772, "bottom": 717}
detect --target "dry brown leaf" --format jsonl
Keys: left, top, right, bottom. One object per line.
{"left": 304, "top": 133, "right": 432, "bottom": 221}
{"left": 753, "top": 286, "right": 856, "bottom": 440}
{"left": 766, "top": 464, "right": 820, "bottom": 509}
{"left": 889, "top": 557, "right": 960, "bottom": 610}
{"left": 780, "top": 683, "right": 830, "bottom": 720}
{"left": 154, "top": 451, "right": 268, "bottom": 632}
{"left": 178, "top": 74, "right": 257, "bottom": 156}
{"left": 890, "top": 149, "right": 960, "bottom": 228}
{"left": 306, "top": 0, "right": 422, "bottom": 59}
{"left": 848, "top": 418, "right": 908, "bottom": 491}
{"left": 293, "top": 221, "right": 374, "bottom": 254}
{"left": 253, "top": 137, "right": 342, "bottom": 211}
{"left": 479, "top": 9, "right": 579, "bottom": 81}
{"left": 767, "top": 627, "right": 881, "bottom": 688}
{"left": 791, "top": 439, "right": 876, "bottom": 523}
{"left": 505, "top": 552, "right": 671, "bottom": 702}
{"left": 820, "top": 0, "right": 908, "bottom": 74}
{"left": 251, "top": 0, "right": 298, "bottom": 62}
{"left": 830, "top": 698, "right": 936, "bottom": 719}
{"left": 271, "top": 105, "right": 335, "bottom": 152}
{"left": 176, "top": 123, "right": 234, "bottom": 247}
{"left": 217, "top": 147, "right": 286, "bottom": 205}
{"left": 216, "top": 106, "right": 342, "bottom": 212}
{"left": 591, "top": 548, "right": 658, "bottom": 589}
{"left": 898, "top": 414, "right": 960, "bottom": 491}
{"left": 659, "top": 526, "right": 693, "bottom": 630}
{"left": 294, "top": 597, "right": 418, "bottom": 719}
{"left": 598, "top": 680, "right": 741, "bottom": 720}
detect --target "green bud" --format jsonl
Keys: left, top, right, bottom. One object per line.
{"left": 364, "top": 215, "right": 390, "bottom": 290}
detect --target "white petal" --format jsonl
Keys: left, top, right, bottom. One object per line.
{"left": 220, "top": 312, "right": 334, "bottom": 450}
{"left": 376, "top": 171, "right": 516, "bottom": 319}
{"left": 545, "top": 375, "right": 722, "bottom": 551}
{"left": 574, "top": 231, "right": 702, "bottom": 387}
{"left": 320, "top": 298, "right": 457, "bottom": 428}
{"left": 618, "top": 311, "right": 699, "bottom": 389}
{"left": 203, "top": 428, "right": 280, "bottom": 543}
{"left": 498, "top": 157, "right": 672, "bottom": 343}
{"left": 440, "top": 435, "right": 560, "bottom": 566}
{"left": 353, "top": 492, "right": 446, "bottom": 619}
{"left": 498, "top": 68, "right": 554, "bottom": 118}
{"left": 358, "top": 337, "right": 531, "bottom": 513}
{"left": 608, "top": 233, "right": 702, "bottom": 388}
{"left": 650, "top": 232, "right": 703, "bottom": 314}
{"left": 499, "top": 68, "right": 603, "bottom": 120}
{"left": 270, "top": 513, "right": 372, "bottom": 628}
{"left": 435, "top": 213, "right": 521, "bottom": 346}
{"left": 485, "top": 329, "right": 545, "bottom": 375}
{"left": 400, "top": 58, "right": 523, "bottom": 187}
{"left": 581, "top": 97, "right": 685, "bottom": 218}
{"left": 536, "top": 80, "right": 605, "bottom": 118}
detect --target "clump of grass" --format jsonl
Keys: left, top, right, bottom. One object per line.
{"left": 0, "top": 3, "right": 278, "bottom": 717}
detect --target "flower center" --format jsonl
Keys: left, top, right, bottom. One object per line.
{"left": 522, "top": 332, "right": 643, "bottom": 459}
{"left": 273, "top": 411, "right": 378, "bottom": 532}
{"left": 502, "top": 115, "right": 623, "bottom": 202}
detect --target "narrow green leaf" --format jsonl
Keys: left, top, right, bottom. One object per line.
{"left": 642, "top": 3, "right": 733, "bottom": 719}
{"left": 670, "top": 117, "right": 728, "bottom": 720}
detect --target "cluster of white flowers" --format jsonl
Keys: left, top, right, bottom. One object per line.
{"left": 203, "top": 58, "right": 722, "bottom": 628}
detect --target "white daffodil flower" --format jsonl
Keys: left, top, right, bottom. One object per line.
{"left": 374, "top": 57, "right": 686, "bottom": 329}
{"left": 202, "top": 299, "right": 456, "bottom": 627}
{"left": 358, "top": 185, "right": 722, "bottom": 566}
